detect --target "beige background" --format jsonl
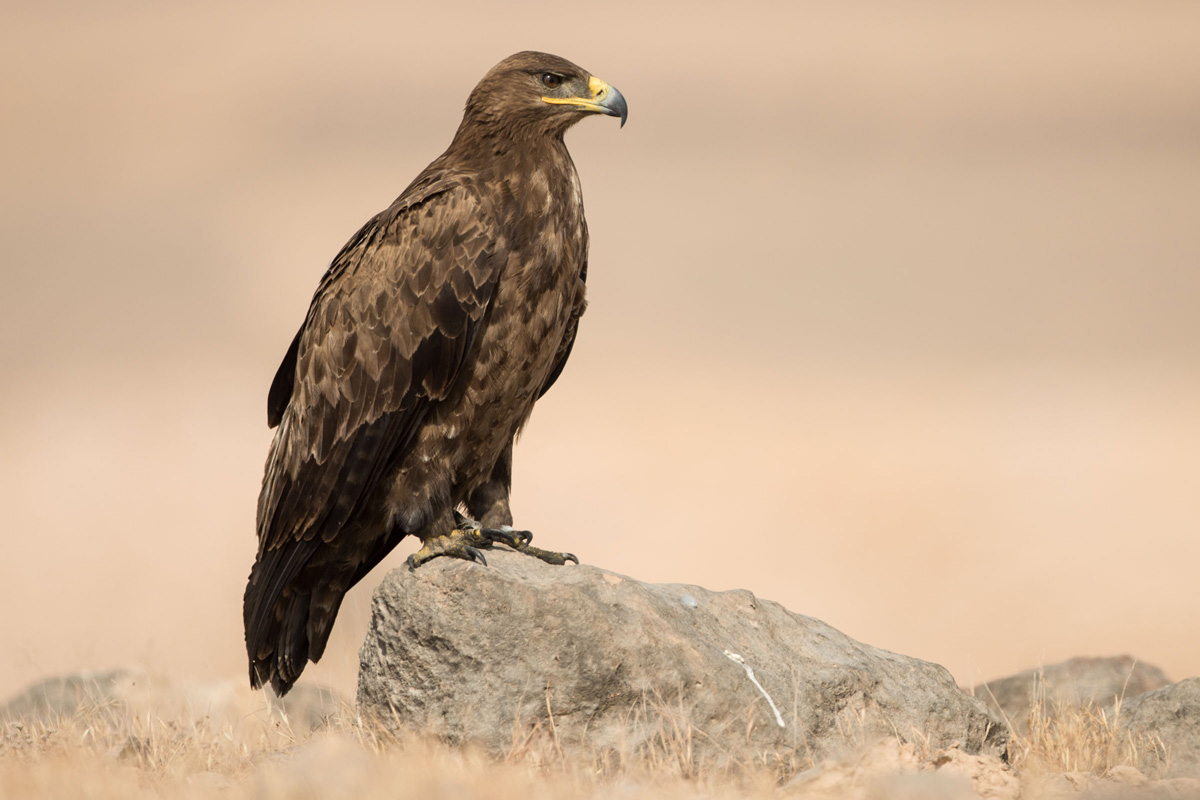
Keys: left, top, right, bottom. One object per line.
{"left": 2, "top": 1, "right": 1198, "bottom": 700}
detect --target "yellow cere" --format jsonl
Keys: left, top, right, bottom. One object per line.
{"left": 541, "top": 75, "right": 611, "bottom": 110}
{"left": 587, "top": 76, "right": 610, "bottom": 100}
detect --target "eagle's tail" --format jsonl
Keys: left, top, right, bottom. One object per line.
{"left": 243, "top": 543, "right": 344, "bottom": 697}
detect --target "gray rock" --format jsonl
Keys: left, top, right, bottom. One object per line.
{"left": 0, "top": 668, "right": 141, "bottom": 724}
{"left": 0, "top": 668, "right": 345, "bottom": 734}
{"left": 1119, "top": 677, "right": 1200, "bottom": 780}
{"left": 972, "top": 656, "right": 1171, "bottom": 729}
{"left": 357, "top": 550, "right": 1006, "bottom": 764}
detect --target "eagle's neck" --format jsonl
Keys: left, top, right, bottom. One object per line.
{"left": 450, "top": 119, "right": 570, "bottom": 166}
{"left": 445, "top": 127, "right": 576, "bottom": 205}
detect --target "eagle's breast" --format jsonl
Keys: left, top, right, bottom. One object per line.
{"left": 387, "top": 155, "right": 587, "bottom": 507}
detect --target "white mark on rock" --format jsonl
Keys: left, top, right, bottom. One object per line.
{"left": 680, "top": 594, "right": 698, "bottom": 608}
{"left": 724, "top": 650, "right": 785, "bottom": 728}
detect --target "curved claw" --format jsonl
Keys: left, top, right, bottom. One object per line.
{"left": 514, "top": 530, "right": 533, "bottom": 546}
{"left": 562, "top": 553, "right": 579, "bottom": 565}
{"left": 481, "top": 526, "right": 533, "bottom": 549}
{"left": 406, "top": 535, "right": 490, "bottom": 570}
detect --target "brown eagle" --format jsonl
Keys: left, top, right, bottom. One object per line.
{"left": 244, "top": 51, "right": 627, "bottom": 695}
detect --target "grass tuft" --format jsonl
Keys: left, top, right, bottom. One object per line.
{"left": 1001, "top": 666, "right": 1169, "bottom": 778}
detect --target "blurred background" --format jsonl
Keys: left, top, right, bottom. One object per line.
{"left": 2, "top": 0, "right": 1198, "bottom": 701}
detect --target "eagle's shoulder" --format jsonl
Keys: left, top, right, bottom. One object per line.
{"left": 266, "top": 170, "right": 490, "bottom": 428}
{"left": 257, "top": 172, "right": 504, "bottom": 555}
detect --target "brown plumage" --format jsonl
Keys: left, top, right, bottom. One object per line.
{"left": 243, "top": 52, "right": 627, "bottom": 696}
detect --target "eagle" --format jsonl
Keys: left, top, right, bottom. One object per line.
{"left": 243, "top": 51, "right": 627, "bottom": 696}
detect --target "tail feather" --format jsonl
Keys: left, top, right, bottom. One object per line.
{"left": 244, "top": 515, "right": 413, "bottom": 695}
{"left": 244, "top": 546, "right": 349, "bottom": 696}
{"left": 306, "top": 588, "right": 346, "bottom": 664}
{"left": 275, "top": 590, "right": 310, "bottom": 694}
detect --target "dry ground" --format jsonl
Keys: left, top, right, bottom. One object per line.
{"left": 0, "top": 675, "right": 1187, "bottom": 800}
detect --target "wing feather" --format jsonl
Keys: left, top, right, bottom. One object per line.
{"left": 247, "top": 176, "right": 503, "bottom": 645}
{"left": 538, "top": 257, "right": 588, "bottom": 399}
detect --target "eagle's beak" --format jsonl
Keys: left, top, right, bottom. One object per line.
{"left": 542, "top": 76, "right": 628, "bottom": 128}
{"left": 589, "top": 77, "right": 628, "bottom": 128}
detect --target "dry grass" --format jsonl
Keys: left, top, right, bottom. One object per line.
{"left": 0, "top": 681, "right": 939, "bottom": 799}
{"left": 996, "top": 668, "right": 1170, "bottom": 779}
{"left": 499, "top": 687, "right": 812, "bottom": 785}
{"left": 0, "top": 697, "right": 787, "bottom": 800}
{"left": 0, "top": 673, "right": 1180, "bottom": 800}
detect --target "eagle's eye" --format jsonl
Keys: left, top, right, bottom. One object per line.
{"left": 541, "top": 73, "right": 563, "bottom": 90}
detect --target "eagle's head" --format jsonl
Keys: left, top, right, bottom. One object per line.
{"left": 460, "top": 51, "right": 628, "bottom": 138}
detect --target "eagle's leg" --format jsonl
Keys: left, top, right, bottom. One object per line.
{"left": 405, "top": 523, "right": 490, "bottom": 571}
{"left": 452, "top": 509, "right": 579, "bottom": 565}
{"left": 452, "top": 509, "right": 531, "bottom": 549}
{"left": 460, "top": 444, "right": 579, "bottom": 566}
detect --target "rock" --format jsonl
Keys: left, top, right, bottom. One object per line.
{"left": 972, "top": 656, "right": 1171, "bottom": 729}
{"left": 357, "top": 550, "right": 1007, "bottom": 764}
{"left": 1118, "top": 677, "right": 1200, "bottom": 780}
{"left": 0, "top": 668, "right": 141, "bottom": 725}
{"left": 0, "top": 668, "right": 345, "bottom": 735}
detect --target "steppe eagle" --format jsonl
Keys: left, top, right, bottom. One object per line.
{"left": 243, "top": 51, "right": 627, "bottom": 695}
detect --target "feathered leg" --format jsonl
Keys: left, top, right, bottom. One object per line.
{"left": 406, "top": 442, "right": 578, "bottom": 569}
{"left": 466, "top": 440, "right": 577, "bottom": 565}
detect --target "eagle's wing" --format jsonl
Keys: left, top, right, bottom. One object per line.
{"left": 537, "top": 246, "right": 588, "bottom": 400}
{"left": 246, "top": 176, "right": 502, "bottom": 656}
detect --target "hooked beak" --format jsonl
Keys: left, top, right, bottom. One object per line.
{"left": 542, "top": 76, "right": 628, "bottom": 128}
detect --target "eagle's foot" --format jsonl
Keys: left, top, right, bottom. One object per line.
{"left": 513, "top": 543, "right": 579, "bottom": 566}
{"left": 450, "top": 510, "right": 532, "bottom": 550}
{"left": 450, "top": 510, "right": 576, "bottom": 565}
{"left": 406, "top": 529, "right": 490, "bottom": 571}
